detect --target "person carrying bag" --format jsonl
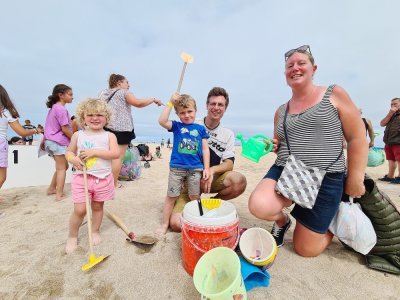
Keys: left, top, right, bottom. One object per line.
{"left": 275, "top": 102, "right": 343, "bottom": 209}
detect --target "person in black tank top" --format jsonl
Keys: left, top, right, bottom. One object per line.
{"left": 248, "top": 45, "right": 368, "bottom": 257}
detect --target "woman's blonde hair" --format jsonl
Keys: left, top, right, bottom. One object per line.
{"left": 75, "top": 98, "right": 112, "bottom": 128}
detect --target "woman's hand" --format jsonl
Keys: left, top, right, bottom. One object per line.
{"left": 344, "top": 177, "right": 365, "bottom": 198}
{"left": 270, "top": 138, "right": 280, "bottom": 153}
{"left": 153, "top": 98, "right": 163, "bottom": 106}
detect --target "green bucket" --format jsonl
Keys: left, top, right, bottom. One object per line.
{"left": 193, "top": 247, "right": 247, "bottom": 300}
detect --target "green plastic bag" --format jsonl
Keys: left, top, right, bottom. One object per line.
{"left": 367, "top": 147, "right": 385, "bottom": 167}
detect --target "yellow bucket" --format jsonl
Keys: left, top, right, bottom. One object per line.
{"left": 239, "top": 227, "right": 278, "bottom": 269}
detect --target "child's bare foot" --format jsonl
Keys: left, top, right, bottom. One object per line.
{"left": 92, "top": 232, "right": 102, "bottom": 245}
{"left": 47, "top": 188, "right": 56, "bottom": 195}
{"left": 55, "top": 192, "right": 65, "bottom": 201}
{"left": 65, "top": 237, "right": 78, "bottom": 254}
{"left": 155, "top": 224, "right": 168, "bottom": 236}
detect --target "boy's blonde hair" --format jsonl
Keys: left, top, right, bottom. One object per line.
{"left": 174, "top": 94, "right": 197, "bottom": 112}
{"left": 75, "top": 98, "right": 112, "bottom": 128}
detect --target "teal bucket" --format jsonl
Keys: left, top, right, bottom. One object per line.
{"left": 193, "top": 247, "right": 247, "bottom": 300}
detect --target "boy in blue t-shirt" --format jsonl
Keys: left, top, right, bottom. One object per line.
{"left": 156, "top": 93, "right": 210, "bottom": 235}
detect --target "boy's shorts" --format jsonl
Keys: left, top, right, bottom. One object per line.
{"left": 264, "top": 164, "right": 345, "bottom": 234}
{"left": 0, "top": 138, "right": 8, "bottom": 168}
{"left": 71, "top": 174, "right": 115, "bottom": 203}
{"left": 384, "top": 144, "right": 400, "bottom": 161}
{"left": 167, "top": 167, "right": 202, "bottom": 198}
{"left": 172, "top": 172, "right": 227, "bottom": 213}
{"left": 44, "top": 140, "right": 67, "bottom": 156}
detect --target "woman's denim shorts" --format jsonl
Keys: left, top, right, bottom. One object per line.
{"left": 264, "top": 164, "right": 345, "bottom": 234}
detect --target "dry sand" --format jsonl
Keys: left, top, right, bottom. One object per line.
{"left": 0, "top": 145, "right": 399, "bottom": 299}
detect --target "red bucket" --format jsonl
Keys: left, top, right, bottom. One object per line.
{"left": 181, "top": 201, "right": 239, "bottom": 276}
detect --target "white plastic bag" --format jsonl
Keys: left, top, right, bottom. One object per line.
{"left": 329, "top": 197, "right": 377, "bottom": 255}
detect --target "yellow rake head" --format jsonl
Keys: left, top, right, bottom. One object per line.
{"left": 81, "top": 254, "right": 109, "bottom": 272}
{"left": 201, "top": 198, "right": 222, "bottom": 210}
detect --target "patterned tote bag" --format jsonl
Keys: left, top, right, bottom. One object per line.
{"left": 275, "top": 102, "right": 343, "bottom": 209}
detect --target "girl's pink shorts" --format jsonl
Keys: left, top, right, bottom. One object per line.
{"left": 71, "top": 174, "right": 114, "bottom": 203}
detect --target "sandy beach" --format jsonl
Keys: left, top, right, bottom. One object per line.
{"left": 0, "top": 145, "right": 398, "bottom": 299}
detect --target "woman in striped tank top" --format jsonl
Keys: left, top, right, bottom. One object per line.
{"left": 248, "top": 45, "right": 368, "bottom": 256}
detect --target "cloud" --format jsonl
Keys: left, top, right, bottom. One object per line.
{"left": 1, "top": 0, "right": 399, "bottom": 147}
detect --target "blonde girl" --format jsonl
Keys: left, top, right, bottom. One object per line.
{"left": 65, "top": 98, "right": 119, "bottom": 254}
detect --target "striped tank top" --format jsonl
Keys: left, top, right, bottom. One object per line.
{"left": 275, "top": 85, "right": 346, "bottom": 173}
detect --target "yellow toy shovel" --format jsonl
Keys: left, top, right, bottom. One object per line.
{"left": 176, "top": 52, "right": 194, "bottom": 93}
{"left": 81, "top": 166, "right": 109, "bottom": 271}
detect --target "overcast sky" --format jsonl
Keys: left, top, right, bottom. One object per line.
{"left": 1, "top": 0, "right": 399, "bottom": 146}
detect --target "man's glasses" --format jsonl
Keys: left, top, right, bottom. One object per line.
{"left": 284, "top": 45, "right": 312, "bottom": 61}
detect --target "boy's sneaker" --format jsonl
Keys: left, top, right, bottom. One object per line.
{"left": 271, "top": 215, "right": 292, "bottom": 247}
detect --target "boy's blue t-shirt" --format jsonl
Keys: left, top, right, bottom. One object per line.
{"left": 169, "top": 121, "right": 209, "bottom": 169}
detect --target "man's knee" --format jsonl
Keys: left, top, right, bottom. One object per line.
{"left": 223, "top": 172, "right": 247, "bottom": 197}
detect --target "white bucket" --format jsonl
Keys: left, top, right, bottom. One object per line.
{"left": 239, "top": 227, "right": 278, "bottom": 269}
{"left": 182, "top": 200, "right": 237, "bottom": 226}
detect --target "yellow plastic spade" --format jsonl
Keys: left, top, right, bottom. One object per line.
{"left": 176, "top": 52, "right": 194, "bottom": 93}
{"left": 201, "top": 198, "right": 222, "bottom": 210}
{"left": 81, "top": 166, "right": 109, "bottom": 271}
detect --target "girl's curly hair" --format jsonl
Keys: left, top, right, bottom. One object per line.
{"left": 75, "top": 98, "right": 112, "bottom": 128}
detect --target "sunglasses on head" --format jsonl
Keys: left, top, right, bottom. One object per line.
{"left": 284, "top": 45, "right": 312, "bottom": 61}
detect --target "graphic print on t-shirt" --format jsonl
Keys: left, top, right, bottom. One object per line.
{"left": 82, "top": 140, "right": 98, "bottom": 169}
{"left": 178, "top": 127, "right": 199, "bottom": 155}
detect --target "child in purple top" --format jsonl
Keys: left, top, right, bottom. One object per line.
{"left": 43, "top": 84, "right": 74, "bottom": 201}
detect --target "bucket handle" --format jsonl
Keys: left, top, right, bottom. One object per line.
{"left": 180, "top": 217, "right": 241, "bottom": 254}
